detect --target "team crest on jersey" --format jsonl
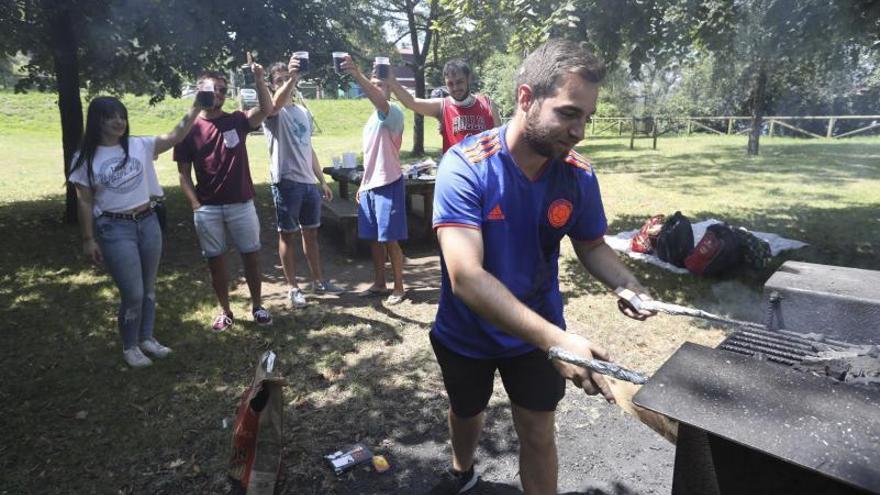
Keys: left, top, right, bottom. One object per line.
{"left": 547, "top": 199, "right": 573, "bottom": 228}
{"left": 564, "top": 150, "right": 593, "bottom": 174}
{"left": 463, "top": 130, "right": 501, "bottom": 163}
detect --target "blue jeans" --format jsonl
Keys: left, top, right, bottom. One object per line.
{"left": 95, "top": 213, "right": 162, "bottom": 350}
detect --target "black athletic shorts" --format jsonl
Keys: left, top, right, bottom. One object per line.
{"left": 430, "top": 331, "right": 566, "bottom": 418}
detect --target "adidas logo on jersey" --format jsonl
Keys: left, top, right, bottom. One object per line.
{"left": 487, "top": 204, "right": 505, "bottom": 220}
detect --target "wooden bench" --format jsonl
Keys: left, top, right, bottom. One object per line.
{"left": 322, "top": 197, "right": 361, "bottom": 256}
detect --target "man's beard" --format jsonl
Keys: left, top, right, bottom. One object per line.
{"left": 451, "top": 87, "right": 472, "bottom": 103}
{"left": 522, "top": 109, "right": 567, "bottom": 160}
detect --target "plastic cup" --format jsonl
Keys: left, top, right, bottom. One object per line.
{"left": 293, "top": 51, "right": 309, "bottom": 73}
{"left": 332, "top": 51, "right": 349, "bottom": 75}
{"left": 374, "top": 56, "right": 390, "bottom": 79}
{"left": 196, "top": 80, "right": 214, "bottom": 107}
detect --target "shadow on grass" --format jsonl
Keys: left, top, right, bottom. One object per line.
{"left": 2, "top": 137, "right": 878, "bottom": 493}
{"left": 0, "top": 185, "right": 515, "bottom": 494}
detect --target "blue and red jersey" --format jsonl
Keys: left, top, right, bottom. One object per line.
{"left": 431, "top": 126, "right": 608, "bottom": 359}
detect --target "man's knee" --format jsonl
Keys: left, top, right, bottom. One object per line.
{"left": 240, "top": 250, "right": 261, "bottom": 266}
{"left": 513, "top": 408, "right": 556, "bottom": 450}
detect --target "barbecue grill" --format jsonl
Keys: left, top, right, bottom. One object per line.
{"left": 632, "top": 262, "right": 880, "bottom": 495}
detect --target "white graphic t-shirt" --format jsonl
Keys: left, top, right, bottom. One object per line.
{"left": 68, "top": 136, "right": 161, "bottom": 217}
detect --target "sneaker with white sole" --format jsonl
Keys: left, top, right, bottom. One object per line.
{"left": 288, "top": 288, "right": 307, "bottom": 308}
{"left": 139, "top": 338, "right": 172, "bottom": 358}
{"left": 309, "top": 280, "right": 345, "bottom": 294}
{"left": 428, "top": 466, "right": 479, "bottom": 494}
{"left": 212, "top": 312, "right": 234, "bottom": 332}
{"left": 252, "top": 306, "right": 273, "bottom": 325}
{"left": 123, "top": 346, "right": 153, "bottom": 368}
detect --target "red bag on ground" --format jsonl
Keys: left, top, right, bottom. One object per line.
{"left": 229, "top": 351, "right": 286, "bottom": 495}
{"left": 630, "top": 214, "right": 666, "bottom": 254}
{"left": 685, "top": 223, "right": 743, "bottom": 276}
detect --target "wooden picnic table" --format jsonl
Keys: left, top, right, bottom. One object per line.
{"left": 321, "top": 167, "right": 437, "bottom": 253}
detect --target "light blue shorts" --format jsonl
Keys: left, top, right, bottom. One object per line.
{"left": 193, "top": 200, "right": 261, "bottom": 258}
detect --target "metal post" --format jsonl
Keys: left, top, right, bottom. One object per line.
{"left": 727, "top": 118, "right": 734, "bottom": 135}
{"left": 769, "top": 120, "right": 775, "bottom": 137}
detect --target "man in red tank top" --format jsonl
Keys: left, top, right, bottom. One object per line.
{"left": 388, "top": 59, "right": 500, "bottom": 153}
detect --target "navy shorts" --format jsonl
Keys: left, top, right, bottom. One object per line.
{"left": 271, "top": 180, "right": 321, "bottom": 233}
{"left": 430, "top": 331, "right": 566, "bottom": 418}
{"left": 358, "top": 177, "right": 408, "bottom": 242}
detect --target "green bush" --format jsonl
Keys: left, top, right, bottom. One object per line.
{"left": 479, "top": 52, "right": 521, "bottom": 118}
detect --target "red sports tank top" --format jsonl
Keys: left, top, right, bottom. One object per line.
{"left": 440, "top": 95, "right": 494, "bottom": 153}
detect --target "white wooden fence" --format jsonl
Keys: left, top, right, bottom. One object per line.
{"left": 588, "top": 116, "right": 880, "bottom": 139}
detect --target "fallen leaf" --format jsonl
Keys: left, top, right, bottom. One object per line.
{"left": 168, "top": 459, "right": 185, "bottom": 469}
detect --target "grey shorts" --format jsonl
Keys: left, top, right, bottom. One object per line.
{"left": 193, "top": 200, "right": 261, "bottom": 258}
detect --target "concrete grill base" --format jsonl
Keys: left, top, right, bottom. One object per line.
{"left": 764, "top": 261, "right": 880, "bottom": 345}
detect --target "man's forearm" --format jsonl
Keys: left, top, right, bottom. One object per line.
{"left": 271, "top": 78, "right": 297, "bottom": 115}
{"left": 574, "top": 240, "right": 643, "bottom": 291}
{"left": 311, "top": 151, "right": 325, "bottom": 184}
{"left": 451, "top": 265, "right": 569, "bottom": 351}
{"left": 352, "top": 70, "right": 389, "bottom": 114}
{"left": 251, "top": 77, "right": 272, "bottom": 121}
{"left": 387, "top": 78, "right": 412, "bottom": 105}
{"left": 177, "top": 169, "right": 201, "bottom": 208}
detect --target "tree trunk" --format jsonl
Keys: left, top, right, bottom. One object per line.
{"left": 47, "top": 4, "right": 83, "bottom": 223}
{"left": 747, "top": 65, "right": 767, "bottom": 156}
{"left": 404, "top": 0, "right": 439, "bottom": 157}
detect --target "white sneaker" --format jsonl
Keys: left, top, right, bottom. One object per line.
{"left": 123, "top": 346, "right": 153, "bottom": 368}
{"left": 139, "top": 338, "right": 172, "bottom": 358}
{"left": 289, "top": 288, "right": 307, "bottom": 309}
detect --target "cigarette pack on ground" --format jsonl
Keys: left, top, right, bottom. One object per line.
{"left": 228, "top": 351, "right": 286, "bottom": 494}
{"left": 325, "top": 444, "right": 373, "bottom": 475}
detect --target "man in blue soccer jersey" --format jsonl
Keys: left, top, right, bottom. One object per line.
{"left": 429, "top": 40, "right": 655, "bottom": 494}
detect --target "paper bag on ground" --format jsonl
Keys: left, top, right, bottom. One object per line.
{"left": 228, "top": 351, "right": 286, "bottom": 495}
{"left": 606, "top": 377, "right": 678, "bottom": 444}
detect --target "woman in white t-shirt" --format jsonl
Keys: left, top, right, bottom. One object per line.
{"left": 68, "top": 96, "right": 203, "bottom": 368}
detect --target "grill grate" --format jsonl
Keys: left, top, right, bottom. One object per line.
{"left": 717, "top": 327, "right": 848, "bottom": 366}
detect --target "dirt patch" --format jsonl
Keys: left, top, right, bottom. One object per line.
{"left": 237, "top": 225, "right": 727, "bottom": 494}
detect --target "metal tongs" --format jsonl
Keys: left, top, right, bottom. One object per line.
{"left": 614, "top": 287, "right": 765, "bottom": 330}
{"left": 549, "top": 287, "right": 772, "bottom": 385}
{"left": 548, "top": 347, "right": 649, "bottom": 384}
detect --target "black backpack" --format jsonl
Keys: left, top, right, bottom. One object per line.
{"left": 655, "top": 211, "right": 694, "bottom": 267}
{"left": 685, "top": 223, "right": 743, "bottom": 276}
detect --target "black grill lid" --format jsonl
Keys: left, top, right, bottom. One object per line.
{"left": 633, "top": 343, "right": 880, "bottom": 494}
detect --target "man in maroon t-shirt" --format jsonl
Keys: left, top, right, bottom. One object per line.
{"left": 174, "top": 63, "right": 274, "bottom": 331}
{"left": 387, "top": 59, "right": 500, "bottom": 153}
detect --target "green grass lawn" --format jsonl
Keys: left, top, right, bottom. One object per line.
{"left": 1, "top": 90, "right": 879, "bottom": 493}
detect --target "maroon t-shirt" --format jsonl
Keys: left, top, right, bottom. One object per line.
{"left": 173, "top": 111, "right": 256, "bottom": 205}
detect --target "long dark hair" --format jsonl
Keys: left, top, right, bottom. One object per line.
{"left": 67, "top": 96, "right": 130, "bottom": 187}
